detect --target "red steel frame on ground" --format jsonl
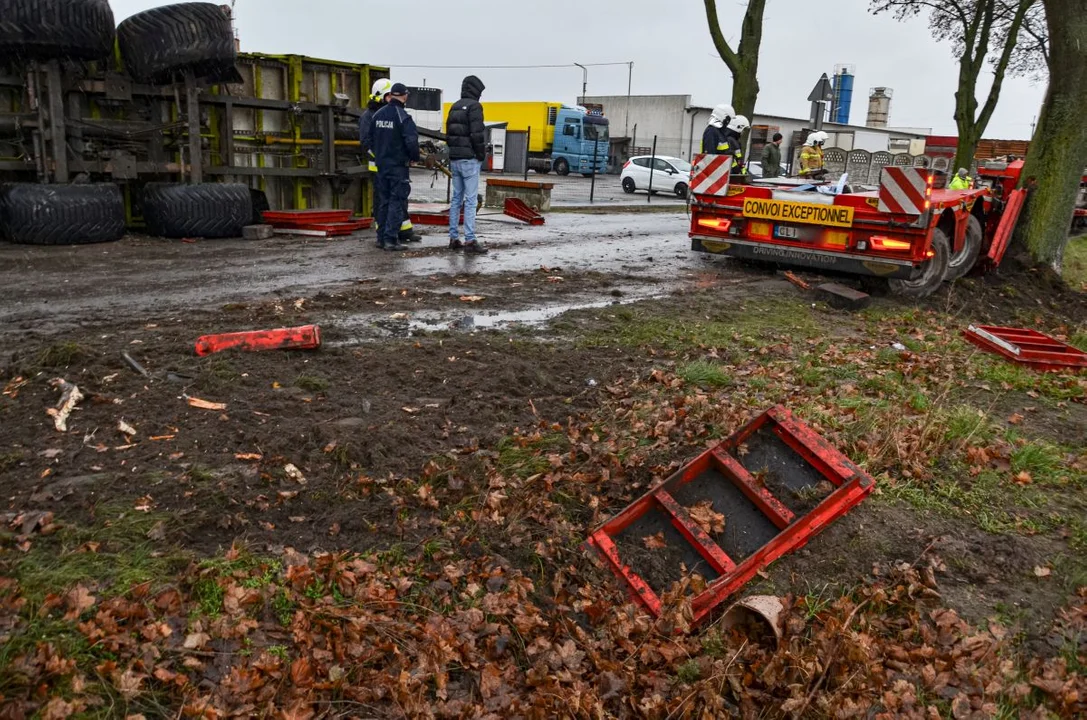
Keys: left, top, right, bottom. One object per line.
{"left": 964, "top": 325, "right": 1087, "bottom": 372}
{"left": 587, "top": 406, "right": 875, "bottom": 626}
{"left": 195, "top": 325, "right": 321, "bottom": 356}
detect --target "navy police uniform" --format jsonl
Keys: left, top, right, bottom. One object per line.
{"left": 371, "top": 87, "right": 420, "bottom": 249}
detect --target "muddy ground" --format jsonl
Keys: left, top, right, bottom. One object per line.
{"left": 1, "top": 212, "right": 1085, "bottom": 714}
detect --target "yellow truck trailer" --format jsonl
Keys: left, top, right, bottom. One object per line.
{"left": 441, "top": 101, "right": 609, "bottom": 176}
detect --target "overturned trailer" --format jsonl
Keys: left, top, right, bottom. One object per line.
{"left": 0, "top": 0, "right": 388, "bottom": 245}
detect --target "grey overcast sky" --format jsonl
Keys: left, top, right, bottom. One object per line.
{"left": 110, "top": 0, "right": 1045, "bottom": 138}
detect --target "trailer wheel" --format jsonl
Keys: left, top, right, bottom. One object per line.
{"left": 0, "top": 183, "right": 124, "bottom": 246}
{"left": 888, "top": 229, "right": 951, "bottom": 298}
{"left": 142, "top": 183, "right": 252, "bottom": 239}
{"left": 118, "top": 2, "right": 236, "bottom": 85}
{"left": 0, "top": 0, "right": 115, "bottom": 61}
{"left": 554, "top": 158, "right": 570, "bottom": 176}
{"left": 945, "top": 215, "right": 983, "bottom": 281}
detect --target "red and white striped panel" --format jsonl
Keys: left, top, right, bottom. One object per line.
{"left": 690, "top": 153, "right": 734, "bottom": 197}
{"left": 879, "top": 166, "right": 931, "bottom": 215}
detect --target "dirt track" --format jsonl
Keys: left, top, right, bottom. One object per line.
{"left": 0, "top": 212, "right": 706, "bottom": 340}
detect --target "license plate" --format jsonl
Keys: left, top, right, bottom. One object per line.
{"left": 775, "top": 225, "right": 799, "bottom": 240}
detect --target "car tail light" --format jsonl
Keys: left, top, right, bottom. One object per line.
{"left": 697, "top": 218, "right": 731, "bottom": 232}
{"left": 623, "top": 160, "right": 631, "bottom": 170}
{"left": 870, "top": 235, "right": 913, "bottom": 252}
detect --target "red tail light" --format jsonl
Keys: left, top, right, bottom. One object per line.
{"left": 623, "top": 160, "right": 631, "bottom": 170}
{"left": 697, "top": 218, "right": 732, "bottom": 232}
{"left": 870, "top": 235, "right": 913, "bottom": 252}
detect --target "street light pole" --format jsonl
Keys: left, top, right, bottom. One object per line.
{"left": 574, "top": 63, "right": 587, "bottom": 102}
{"left": 625, "top": 61, "right": 633, "bottom": 140}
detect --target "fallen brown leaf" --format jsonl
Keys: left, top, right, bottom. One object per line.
{"left": 642, "top": 532, "right": 668, "bottom": 549}
{"left": 186, "top": 396, "right": 227, "bottom": 411}
{"left": 688, "top": 499, "right": 726, "bottom": 535}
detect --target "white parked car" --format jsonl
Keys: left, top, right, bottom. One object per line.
{"left": 621, "top": 155, "right": 691, "bottom": 198}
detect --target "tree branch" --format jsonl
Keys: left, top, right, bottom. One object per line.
{"left": 704, "top": 0, "right": 740, "bottom": 73}
{"left": 977, "top": 0, "right": 1033, "bottom": 131}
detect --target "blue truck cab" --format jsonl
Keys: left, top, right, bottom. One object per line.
{"left": 551, "top": 106, "right": 609, "bottom": 176}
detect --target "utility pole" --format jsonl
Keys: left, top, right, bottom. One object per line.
{"left": 574, "top": 63, "right": 587, "bottom": 102}
{"left": 625, "top": 61, "right": 633, "bottom": 140}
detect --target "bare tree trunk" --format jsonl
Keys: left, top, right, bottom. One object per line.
{"left": 1016, "top": 0, "right": 1087, "bottom": 270}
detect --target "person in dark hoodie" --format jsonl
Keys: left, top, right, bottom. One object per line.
{"left": 445, "top": 75, "right": 488, "bottom": 254}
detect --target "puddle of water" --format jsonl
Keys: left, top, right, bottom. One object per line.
{"left": 326, "top": 290, "right": 663, "bottom": 345}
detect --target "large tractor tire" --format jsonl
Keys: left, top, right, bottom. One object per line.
{"left": 142, "top": 183, "right": 251, "bottom": 239}
{"left": 945, "top": 215, "right": 983, "bottom": 281}
{"left": 118, "top": 3, "right": 237, "bottom": 85}
{"left": 0, "top": 183, "right": 124, "bottom": 246}
{"left": 0, "top": 0, "right": 115, "bottom": 61}
{"left": 888, "top": 228, "right": 951, "bottom": 298}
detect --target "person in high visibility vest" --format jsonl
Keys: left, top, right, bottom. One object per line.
{"left": 701, "top": 103, "right": 735, "bottom": 155}
{"left": 361, "top": 79, "right": 423, "bottom": 246}
{"left": 799, "top": 131, "right": 829, "bottom": 179}
{"left": 360, "top": 79, "right": 392, "bottom": 247}
{"left": 949, "top": 168, "right": 973, "bottom": 190}
{"left": 718, "top": 115, "right": 750, "bottom": 175}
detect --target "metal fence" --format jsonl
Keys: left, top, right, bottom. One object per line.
{"left": 405, "top": 140, "right": 966, "bottom": 209}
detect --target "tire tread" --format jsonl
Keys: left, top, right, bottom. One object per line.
{"left": 0, "top": 183, "right": 125, "bottom": 246}
{"left": 0, "top": 0, "right": 115, "bottom": 61}
{"left": 142, "top": 183, "right": 251, "bottom": 239}
{"left": 118, "top": 3, "right": 236, "bottom": 84}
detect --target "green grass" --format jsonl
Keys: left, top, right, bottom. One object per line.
{"left": 943, "top": 406, "right": 994, "bottom": 444}
{"left": 14, "top": 506, "right": 189, "bottom": 608}
{"left": 296, "top": 374, "right": 330, "bottom": 393}
{"left": 1010, "top": 442, "right": 1069, "bottom": 486}
{"left": 1062, "top": 235, "right": 1087, "bottom": 290}
{"left": 579, "top": 296, "right": 818, "bottom": 351}
{"left": 678, "top": 360, "right": 732, "bottom": 388}
{"left": 675, "top": 659, "right": 701, "bottom": 684}
{"left": 37, "top": 341, "right": 90, "bottom": 368}
{"left": 496, "top": 433, "right": 566, "bottom": 479}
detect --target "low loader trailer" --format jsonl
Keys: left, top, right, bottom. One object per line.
{"left": 688, "top": 155, "right": 1026, "bottom": 297}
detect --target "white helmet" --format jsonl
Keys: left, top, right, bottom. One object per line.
{"left": 371, "top": 78, "right": 393, "bottom": 102}
{"left": 727, "top": 115, "right": 750, "bottom": 134}
{"left": 806, "top": 131, "right": 829, "bottom": 147}
{"left": 708, "top": 103, "right": 735, "bottom": 128}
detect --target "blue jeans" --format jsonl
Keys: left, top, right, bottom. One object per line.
{"left": 449, "top": 159, "right": 481, "bottom": 242}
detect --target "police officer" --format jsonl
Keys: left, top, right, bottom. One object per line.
{"left": 360, "top": 79, "right": 392, "bottom": 248}
{"left": 371, "top": 83, "right": 420, "bottom": 251}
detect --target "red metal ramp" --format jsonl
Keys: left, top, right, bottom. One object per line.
{"left": 587, "top": 406, "right": 875, "bottom": 626}
{"left": 964, "top": 325, "right": 1087, "bottom": 372}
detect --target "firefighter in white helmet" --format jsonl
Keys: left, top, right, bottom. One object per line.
{"left": 360, "top": 79, "right": 394, "bottom": 246}
{"left": 799, "top": 131, "right": 829, "bottom": 179}
{"left": 701, "top": 103, "right": 735, "bottom": 155}
{"left": 720, "top": 115, "right": 750, "bottom": 175}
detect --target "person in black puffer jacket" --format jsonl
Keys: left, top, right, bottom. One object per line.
{"left": 445, "top": 75, "right": 488, "bottom": 253}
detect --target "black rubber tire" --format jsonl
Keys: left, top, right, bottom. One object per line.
{"left": 889, "top": 228, "right": 951, "bottom": 298}
{"left": 554, "top": 158, "right": 570, "bottom": 176}
{"left": 945, "top": 215, "right": 983, "bottom": 281}
{"left": 335, "top": 123, "right": 361, "bottom": 142}
{"left": 0, "top": 183, "right": 124, "bottom": 246}
{"left": 622, "top": 177, "right": 636, "bottom": 194}
{"left": 0, "top": 0, "right": 115, "bottom": 61}
{"left": 118, "top": 3, "right": 236, "bottom": 85}
{"left": 675, "top": 182, "right": 689, "bottom": 199}
{"left": 142, "top": 183, "right": 251, "bottom": 239}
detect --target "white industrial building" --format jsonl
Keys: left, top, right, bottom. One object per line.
{"left": 580, "top": 94, "right": 928, "bottom": 170}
